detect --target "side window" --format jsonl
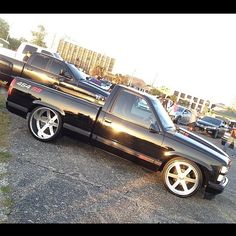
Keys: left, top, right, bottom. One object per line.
{"left": 30, "top": 54, "right": 50, "bottom": 70}
{"left": 112, "top": 90, "right": 155, "bottom": 128}
{"left": 22, "top": 45, "right": 37, "bottom": 54}
{"left": 41, "top": 50, "right": 54, "bottom": 57}
{"left": 48, "top": 61, "right": 72, "bottom": 79}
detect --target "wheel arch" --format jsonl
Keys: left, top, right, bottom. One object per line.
{"left": 159, "top": 153, "right": 213, "bottom": 185}
{"left": 29, "top": 100, "right": 65, "bottom": 117}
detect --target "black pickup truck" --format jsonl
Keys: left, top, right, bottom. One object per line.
{"left": 0, "top": 52, "right": 109, "bottom": 103}
{"left": 6, "top": 77, "right": 231, "bottom": 198}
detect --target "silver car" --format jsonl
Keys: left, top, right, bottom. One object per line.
{"left": 169, "top": 105, "right": 192, "bottom": 125}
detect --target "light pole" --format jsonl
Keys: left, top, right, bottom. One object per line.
{"left": 152, "top": 73, "right": 158, "bottom": 87}
{"left": 6, "top": 33, "right": 10, "bottom": 41}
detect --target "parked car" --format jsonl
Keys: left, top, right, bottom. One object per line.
{"left": 195, "top": 116, "right": 229, "bottom": 138}
{"left": 169, "top": 105, "right": 192, "bottom": 125}
{"left": 6, "top": 77, "right": 231, "bottom": 199}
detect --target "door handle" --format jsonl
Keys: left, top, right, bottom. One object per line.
{"left": 104, "top": 119, "right": 112, "bottom": 124}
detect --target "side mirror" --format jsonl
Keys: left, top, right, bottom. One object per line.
{"left": 149, "top": 122, "right": 160, "bottom": 133}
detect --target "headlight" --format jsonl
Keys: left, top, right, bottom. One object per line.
{"left": 217, "top": 174, "right": 224, "bottom": 182}
{"left": 220, "top": 166, "right": 229, "bottom": 174}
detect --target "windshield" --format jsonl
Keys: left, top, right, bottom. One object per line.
{"left": 201, "top": 116, "right": 222, "bottom": 126}
{"left": 150, "top": 96, "right": 176, "bottom": 130}
{"left": 67, "top": 64, "right": 88, "bottom": 81}
{"left": 177, "top": 106, "right": 185, "bottom": 112}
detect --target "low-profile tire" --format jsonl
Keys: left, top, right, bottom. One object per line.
{"left": 28, "top": 106, "right": 62, "bottom": 142}
{"left": 162, "top": 157, "right": 203, "bottom": 198}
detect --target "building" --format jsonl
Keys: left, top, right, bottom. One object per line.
{"left": 57, "top": 39, "right": 115, "bottom": 74}
{"left": 173, "top": 90, "right": 212, "bottom": 113}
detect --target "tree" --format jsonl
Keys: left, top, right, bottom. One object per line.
{"left": 149, "top": 88, "right": 163, "bottom": 96}
{"left": 202, "top": 105, "right": 210, "bottom": 116}
{"left": 8, "top": 37, "right": 27, "bottom": 50}
{"left": 0, "top": 17, "right": 10, "bottom": 40}
{"left": 170, "top": 95, "right": 177, "bottom": 103}
{"left": 178, "top": 99, "right": 190, "bottom": 107}
{"left": 90, "top": 65, "right": 106, "bottom": 77}
{"left": 31, "top": 25, "right": 47, "bottom": 47}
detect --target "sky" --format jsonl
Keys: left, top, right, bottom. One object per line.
{"left": 1, "top": 14, "right": 236, "bottom": 106}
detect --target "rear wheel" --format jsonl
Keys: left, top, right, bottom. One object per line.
{"left": 28, "top": 106, "right": 62, "bottom": 142}
{"left": 162, "top": 157, "right": 203, "bottom": 198}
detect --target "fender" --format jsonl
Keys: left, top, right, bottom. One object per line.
{"left": 162, "top": 151, "right": 213, "bottom": 173}
{"left": 32, "top": 100, "right": 65, "bottom": 116}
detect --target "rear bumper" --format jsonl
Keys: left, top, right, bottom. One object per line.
{"left": 6, "top": 100, "right": 28, "bottom": 119}
{"left": 205, "top": 176, "right": 229, "bottom": 195}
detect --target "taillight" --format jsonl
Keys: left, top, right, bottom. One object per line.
{"left": 8, "top": 78, "right": 17, "bottom": 96}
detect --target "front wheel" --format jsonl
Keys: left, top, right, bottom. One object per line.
{"left": 28, "top": 106, "right": 62, "bottom": 142}
{"left": 162, "top": 157, "right": 203, "bottom": 198}
{"left": 175, "top": 116, "right": 181, "bottom": 124}
{"left": 213, "top": 130, "right": 219, "bottom": 139}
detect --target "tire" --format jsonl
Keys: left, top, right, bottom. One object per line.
{"left": 213, "top": 130, "right": 219, "bottom": 139}
{"left": 28, "top": 106, "right": 62, "bottom": 142}
{"left": 162, "top": 157, "right": 203, "bottom": 198}
{"left": 176, "top": 116, "right": 181, "bottom": 125}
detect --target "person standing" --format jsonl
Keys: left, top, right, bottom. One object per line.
{"left": 163, "top": 96, "right": 173, "bottom": 113}
{"left": 187, "top": 108, "right": 198, "bottom": 131}
{"left": 223, "top": 124, "right": 236, "bottom": 157}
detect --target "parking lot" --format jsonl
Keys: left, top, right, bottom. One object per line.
{"left": 1, "top": 108, "right": 234, "bottom": 223}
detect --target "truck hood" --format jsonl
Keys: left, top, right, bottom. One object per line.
{"left": 167, "top": 127, "right": 230, "bottom": 165}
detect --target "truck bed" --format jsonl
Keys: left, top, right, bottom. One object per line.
{"left": 7, "top": 77, "right": 104, "bottom": 137}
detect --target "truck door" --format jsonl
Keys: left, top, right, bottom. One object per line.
{"left": 22, "top": 54, "right": 58, "bottom": 86}
{"left": 94, "top": 89, "right": 165, "bottom": 165}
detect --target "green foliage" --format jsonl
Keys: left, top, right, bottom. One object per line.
{"left": 0, "top": 152, "right": 11, "bottom": 163}
{"left": 149, "top": 88, "right": 163, "bottom": 96}
{"left": 31, "top": 25, "right": 47, "bottom": 47}
{"left": 178, "top": 99, "right": 190, "bottom": 107}
{"left": 202, "top": 105, "right": 209, "bottom": 116}
{"left": 0, "top": 93, "right": 10, "bottom": 147}
{"left": 0, "top": 18, "right": 9, "bottom": 40}
{"left": 0, "top": 185, "right": 11, "bottom": 194}
{"left": 8, "top": 37, "right": 27, "bottom": 50}
{"left": 170, "top": 95, "right": 177, "bottom": 103}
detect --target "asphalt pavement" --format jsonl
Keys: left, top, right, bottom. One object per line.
{"left": 3, "top": 112, "right": 235, "bottom": 223}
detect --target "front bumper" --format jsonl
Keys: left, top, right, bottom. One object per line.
{"left": 205, "top": 176, "right": 229, "bottom": 195}
{"left": 196, "top": 124, "right": 216, "bottom": 132}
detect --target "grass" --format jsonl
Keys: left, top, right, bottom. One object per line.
{"left": 0, "top": 91, "right": 6, "bottom": 109}
{"left": 0, "top": 173, "right": 7, "bottom": 180}
{"left": 0, "top": 92, "right": 13, "bottom": 220}
{"left": 0, "top": 152, "right": 11, "bottom": 163}
{"left": 0, "top": 186, "right": 11, "bottom": 194}
{"left": 0, "top": 93, "right": 10, "bottom": 148}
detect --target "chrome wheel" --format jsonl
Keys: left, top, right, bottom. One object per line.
{"left": 162, "top": 158, "right": 202, "bottom": 197}
{"left": 29, "top": 107, "right": 62, "bottom": 141}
